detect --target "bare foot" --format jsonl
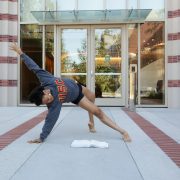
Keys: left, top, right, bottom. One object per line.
{"left": 122, "top": 132, "right": 132, "bottom": 142}
{"left": 88, "top": 123, "right": 96, "bottom": 133}
{"left": 27, "top": 138, "right": 42, "bottom": 144}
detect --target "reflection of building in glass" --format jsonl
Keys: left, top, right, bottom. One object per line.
{"left": 140, "top": 23, "right": 165, "bottom": 105}
{"left": 128, "top": 22, "right": 165, "bottom": 105}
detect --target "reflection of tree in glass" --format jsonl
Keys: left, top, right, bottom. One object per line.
{"left": 77, "top": 39, "right": 87, "bottom": 73}
{"left": 61, "top": 29, "right": 121, "bottom": 96}
{"left": 21, "top": 25, "right": 42, "bottom": 39}
{"left": 95, "top": 29, "right": 121, "bottom": 73}
{"left": 96, "top": 30, "right": 109, "bottom": 57}
{"left": 72, "top": 39, "right": 87, "bottom": 85}
{"left": 96, "top": 76, "right": 120, "bottom": 95}
{"left": 61, "top": 35, "right": 72, "bottom": 73}
{"left": 95, "top": 29, "right": 121, "bottom": 94}
{"left": 61, "top": 38, "right": 87, "bottom": 85}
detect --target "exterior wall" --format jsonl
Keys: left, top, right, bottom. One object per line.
{"left": 0, "top": 0, "right": 18, "bottom": 106}
{"left": 167, "top": 0, "right": 180, "bottom": 108}
{"left": 0, "top": 0, "right": 180, "bottom": 107}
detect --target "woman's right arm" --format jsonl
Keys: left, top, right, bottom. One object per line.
{"left": 9, "top": 43, "right": 55, "bottom": 86}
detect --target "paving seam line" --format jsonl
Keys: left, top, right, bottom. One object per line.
{"left": 109, "top": 108, "right": 145, "bottom": 180}
{"left": 9, "top": 107, "right": 74, "bottom": 180}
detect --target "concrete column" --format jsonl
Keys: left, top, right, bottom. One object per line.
{"left": 166, "top": 0, "right": 180, "bottom": 108}
{"left": 0, "top": 0, "right": 18, "bottom": 106}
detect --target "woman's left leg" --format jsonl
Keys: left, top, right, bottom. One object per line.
{"left": 81, "top": 86, "right": 96, "bottom": 132}
{"left": 78, "top": 96, "right": 131, "bottom": 142}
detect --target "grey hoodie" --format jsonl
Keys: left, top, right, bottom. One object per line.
{"left": 20, "top": 53, "right": 80, "bottom": 141}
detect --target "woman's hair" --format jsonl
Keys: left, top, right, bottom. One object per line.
{"left": 28, "top": 86, "right": 44, "bottom": 106}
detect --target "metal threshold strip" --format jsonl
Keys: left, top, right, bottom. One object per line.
{"left": 31, "top": 9, "right": 152, "bottom": 25}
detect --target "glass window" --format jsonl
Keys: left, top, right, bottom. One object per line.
{"left": 128, "top": 0, "right": 137, "bottom": 9}
{"left": 61, "top": 29, "right": 87, "bottom": 86}
{"left": 57, "top": 0, "right": 76, "bottom": 10}
{"left": 140, "top": 0, "right": 165, "bottom": 20}
{"left": 20, "top": 0, "right": 45, "bottom": 22}
{"left": 140, "top": 0, "right": 164, "bottom": 9}
{"left": 45, "top": 26, "right": 54, "bottom": 74}
{"left": 106, "top": 0, "right": 126, "bottom": 9}
{"left": 95, "top": 29, "right": 122, "bottom": 98}
{"left": 20, "top": 25, "right": 43, "bottom": 103}
{"left": 78, "top": 0, "right": 103, "bottom": 10}
{"left": 140, "top": 22, "right": 165, "bottom": 105}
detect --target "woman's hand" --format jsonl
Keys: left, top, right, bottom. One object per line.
{"left": 27, "top": 138, "right": 42, "bottom": 144}
{"left": 9, "top": 43, "right": 23, "bottom": 55}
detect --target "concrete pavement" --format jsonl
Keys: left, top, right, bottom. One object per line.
{"left": 0, "top": 107, "right": 180, "bottom": 180}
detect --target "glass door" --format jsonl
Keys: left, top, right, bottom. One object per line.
{"left": 59, "top": 26, "right": 126, "bottom": 106}
{"left": 91, "top": 26, "right": 125, "bottom": 106}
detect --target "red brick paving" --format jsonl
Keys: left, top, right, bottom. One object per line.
{"left": 123, "top": 108, "right": 180, "bottom": 167}
{"left": 0, "top": 111, "right": 47, "bottom": 150}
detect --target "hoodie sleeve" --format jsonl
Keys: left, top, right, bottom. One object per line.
{"left": 20, "top": 53, "right": 55, "bottom": 86}
{"left": 40, "top": 101, "right": 62, "bottom": 142}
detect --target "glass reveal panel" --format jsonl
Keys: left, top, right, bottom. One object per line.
{"left": 95, "top": 29, "right": 122, "bottom": 98}
{"left": 61, "top": 29, "right": 87, "bottom": 86}
{"left": 20, "top": 25, "right": 42, "bottom": 103}
{"left": 140, "top": 22, "right": 165, "bottom": 105}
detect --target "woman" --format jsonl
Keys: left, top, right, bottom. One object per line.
{"left": 10, "top": 43, "right": 131, "bottom": 143}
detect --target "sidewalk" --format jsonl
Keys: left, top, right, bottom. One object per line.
{"left": 0, "top": 107, "right": 180, "bottom": 180}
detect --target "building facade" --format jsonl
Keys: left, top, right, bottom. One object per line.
{"left": 0, "top": 0, "right": 179, "bottom": 107}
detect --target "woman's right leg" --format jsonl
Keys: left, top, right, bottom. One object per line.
{"left": 78, "top": 96, "right": 131, "bottom": 142}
